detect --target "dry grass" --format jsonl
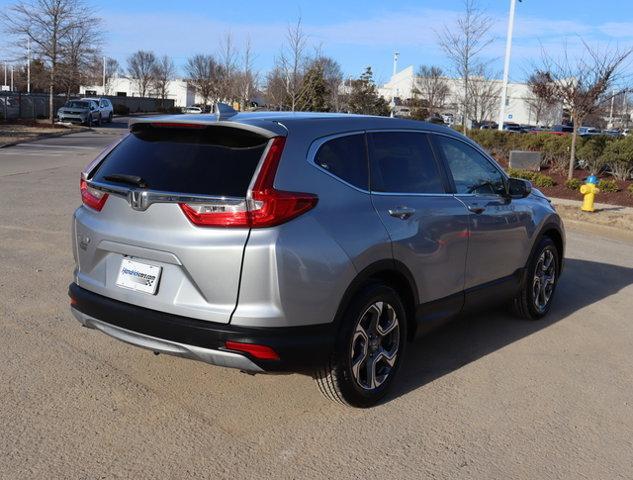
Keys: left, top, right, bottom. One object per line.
{"left": 0, "top": 123, "right": 77, "bottom": 146}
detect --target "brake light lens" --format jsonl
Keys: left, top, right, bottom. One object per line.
{"left": 80, "top": 178, "right": 108, "bottom": 211}
{"left": 224, "top": 341, "right": 280, "bottom": 361}
{"left": 180, "top": 199, "right": 249, "bottom": 227}
{"left": 179, "top": 136, "right": 318, "bottom": 228}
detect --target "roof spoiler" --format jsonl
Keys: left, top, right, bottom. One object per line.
{"left": 214, "top": 102, "right": 238, "bottom": 120}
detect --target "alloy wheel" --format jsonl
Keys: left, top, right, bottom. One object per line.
{"left": 350, "top": 301, "right": 400, "bottom": 390}
{"left": 532, "top": 248, "right": 556, "bottom": 313}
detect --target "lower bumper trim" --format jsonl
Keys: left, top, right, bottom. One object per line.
{"left": 71, "top": 307, "right": 264, "bottom": 373}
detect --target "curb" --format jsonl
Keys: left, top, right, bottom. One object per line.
{"left": 563, "top": 219, "right": 633, "bottom": 242}
{"left": 550, "top": 196, "right": 633, "bottom": 213}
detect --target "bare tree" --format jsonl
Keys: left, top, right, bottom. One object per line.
{"left": 468, "top": 64, "right": 501, "bottom": 124}
{"left": 533, "top": 41, "right": 633, "bottom": 179}
{"left": 102, "top": 57, "right": 120, "bottom": 95}
{"left": 279, "top": 16, "right": 308, "bottom": 111}
{"left": 218, "top": 32, "right": 238, "bottom": 103}
{"left": 1, "top": 0, "right": 101, "bottom": 123}
{"left": 127, "top": 50, "right": 157, "bottom": 97}
{"left": 414, "top": 65, "right": 450, "bottom": 113}
{"left": 525, "top": 70, "right": 559, "bottom": 126}
{"left": 185, "top": 54, "right": 223, "bottom": 106}
{"left": 58, "top": 18, "right": 102, "bottom": 98}
{"left": 235, "top": 38, "right": 257, "bottom": 110}
{"left": 264, "top": 65, "right": 288, "bottom": 110}
{"left": 436, "top": 0, "right": 493, "bottom": 133}
{"left": 151, "top": 55, "right": 175, "bottom": 105}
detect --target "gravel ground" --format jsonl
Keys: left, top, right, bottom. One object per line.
{"left": 1, "top": 132, "right": 633, "bottom": 479}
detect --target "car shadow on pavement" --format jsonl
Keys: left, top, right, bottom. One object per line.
{"left": 386, "top": 258, "right": 633, "bottom": 404}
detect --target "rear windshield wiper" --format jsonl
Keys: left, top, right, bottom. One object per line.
{"left": 103, "top": 173, "right": 148, "bottom": 188}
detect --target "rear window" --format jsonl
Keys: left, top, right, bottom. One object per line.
{"left": 91, "top": 125, "right": 269, "bottom": 197}
{"left": 314, "top": 134, "right": 368, "bottom": 190}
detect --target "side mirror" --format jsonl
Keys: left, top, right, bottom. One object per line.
{"left": 507, "top": 177, "right": 532, "bottom": 199}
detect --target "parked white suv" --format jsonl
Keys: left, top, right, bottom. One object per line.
{"left": 84, "top": 97, "right": 114, "bottom": 123}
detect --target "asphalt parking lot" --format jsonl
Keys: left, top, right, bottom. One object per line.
{"left": 1, "top": 130, "right": 633, "bottom": 479}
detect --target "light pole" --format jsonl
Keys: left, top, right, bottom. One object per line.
{"left": 497, "top": 0, "right": 519, "bottom": 131}
{"left": 608, "top": 90, "right": 615, "bottom": 129}
{"left": 393, "top": 51, "right": 399, "bottom": 77}
{"left": 27, "top": 38, "right": 31, "bottom": 93}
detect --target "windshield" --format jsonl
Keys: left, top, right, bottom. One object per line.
{"left": 65, "top": 101, "right": 92, "bottom": 109}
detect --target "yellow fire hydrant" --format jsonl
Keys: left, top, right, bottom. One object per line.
{"left": 580, "top": 175, "right": 600, "bottom": 212}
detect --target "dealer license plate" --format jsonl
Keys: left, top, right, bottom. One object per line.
{"left": 115, "top": 258, "right": 162, "bottom": 295}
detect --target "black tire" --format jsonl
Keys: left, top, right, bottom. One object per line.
{"left": 108, "top": 112, "right": 113, "bottom": 123}
{"left": 513, "top": 236, "right": 560, "bottom": 320}
{"left": 315, "top": 284, "right": 407, "bottom": 407}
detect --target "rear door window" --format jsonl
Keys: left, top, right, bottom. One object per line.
{"left": 368, "top": 132, "right": 445, "bottom": 194}
{"left": 92, "top": 125, "right": 269, "bottom": 197}
{"left": 314, "top": 134, "right": 368, "bottom": 190}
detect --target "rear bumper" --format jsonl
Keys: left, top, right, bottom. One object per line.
{"left": 68, "top": 283, "right": 336, "bottom": 373}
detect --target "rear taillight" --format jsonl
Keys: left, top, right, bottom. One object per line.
{"left": 80, "top": 178, "right": 108, "bottom": 211}
{"left": 179, "top": 136, "right": 318, "bottom": 228}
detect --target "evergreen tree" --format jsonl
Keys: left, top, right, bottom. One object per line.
{"left": 347, "top": 67, "right": 390, "bottom": 116}
{"left": 296, "top": 64, "right": 330, "bottom": 112}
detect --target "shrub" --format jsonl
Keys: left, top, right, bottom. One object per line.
{"left": 467, "top": 130, "right": 521, "bottom": 163}
{"left": 156, "top": 106, "right": 182, "bottom": 114}
{"left": 507, "top": 168, "right": 555, "bottom": 188}
{"left": 542, "top": 135, "right": 572, "bottom": 173}
{"left": 113, "top": 104, "right": 130, "bottom": 116}
{"left": 598, "top": 179, "right": 620, "bottom": 192}
{"left": 565, "top": 178, "right": 582, "bottom": 190}
{"left": 628, "top": 184, "right": 633, "bottom": 196}
{"left": 600, "top": 136, "right": 633, "bottom": 180}
{"left": 577, "top": 135, "right": 611, "bottom": 174}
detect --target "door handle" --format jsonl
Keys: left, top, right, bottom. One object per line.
{"left": 388, "top": 207, "right": 415, "bottom": 220}
{"left": 467, "top": 205, "right": 486, "bottom": 214}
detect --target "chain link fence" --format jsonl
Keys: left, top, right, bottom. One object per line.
{"left": 0, "top": 92, "right": 175, "bottom": 121}
{"left": 0, "top": 92, "right": 66, "bottom": 121}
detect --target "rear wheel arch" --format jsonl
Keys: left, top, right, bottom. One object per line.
{"left": 334, "top": 260, "right": 418, "bottom": 341}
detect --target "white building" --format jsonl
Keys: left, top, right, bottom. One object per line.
{"left": 80, "top": 76, "right": 199, "bottom": 107}
{"left": 379, "top": 65, "right": 562, "bottom": 126}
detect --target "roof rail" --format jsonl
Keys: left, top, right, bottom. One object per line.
{"left": 214, "top": 102, "right": 238, "bottom": 120}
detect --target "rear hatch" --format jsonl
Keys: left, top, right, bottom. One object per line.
{"left": 73, "top": 122, "right": 274, "bottom": 324}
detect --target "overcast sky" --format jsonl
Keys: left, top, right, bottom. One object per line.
{"left": 1, "top": 0, "right": 632, "bottom": 84}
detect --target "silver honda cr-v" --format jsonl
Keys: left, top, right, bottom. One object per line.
{"left": 69, "top": 109, "right": 565, "bottom": 407}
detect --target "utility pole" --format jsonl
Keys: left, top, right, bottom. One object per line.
{"left": 27, "top": 38, "right": 31, "bottom": 93}
{"left": 3, "top": 62, "right": 6, "bottom": 87}
{"left": 393, "top": 52, "right": 399, "bottom": 77}
{"left": 102, "top": 56, "right": 106, "bottom": 94}
{"left": 622, "top": 89, "right": 628, "bottom": 128}
{"left": 498, "top": 0, "right": 518, "bottom": 130}
{"left": 10, "top": 65, "right": 14, "bottom": 91}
